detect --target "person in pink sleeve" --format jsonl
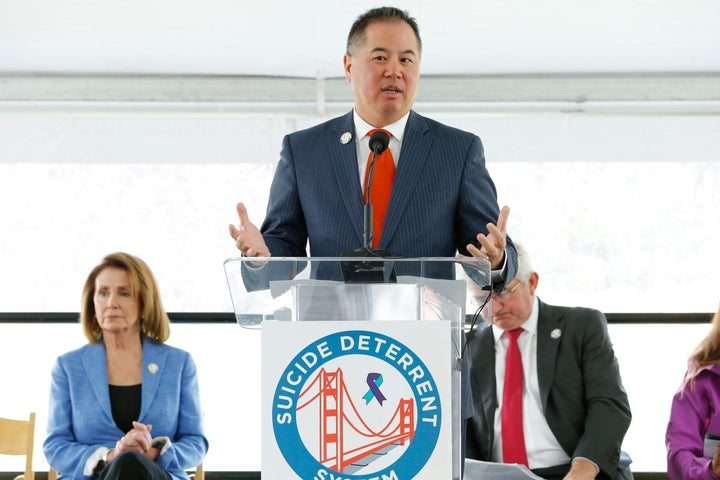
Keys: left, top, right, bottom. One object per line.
{"left": 666, "top": 304, "right": 720, "bottom": 480}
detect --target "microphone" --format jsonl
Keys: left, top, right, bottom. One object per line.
{"left": 364, "top": 130, "right": 390, "bottom": 249}
{"left": 340, "top": 129, "right": 399, "bottom": 283}
{"left": 369, "top": 129, "right": 390, "bottom": 155}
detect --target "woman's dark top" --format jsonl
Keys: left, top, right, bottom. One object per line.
{"left": 109, "top": 384, "right": 141, "bottom": 433}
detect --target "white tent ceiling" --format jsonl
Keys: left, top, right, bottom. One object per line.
{"left": 1, "top": 0, "right": 719, "bottom": 77}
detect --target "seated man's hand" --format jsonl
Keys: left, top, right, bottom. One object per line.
{"left": 563, "top": 457, "right": 599, "bottom": 480}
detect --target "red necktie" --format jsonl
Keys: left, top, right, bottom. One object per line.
{"left": 363, "top": 129, "right": 395, "bottom": 248}
{"left": 502, "top": 327, "right": 529, "bottom": 466}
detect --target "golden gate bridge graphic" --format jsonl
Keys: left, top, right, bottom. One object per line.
{"left": 296, "top": 367, "right": 416, "bottom": 474}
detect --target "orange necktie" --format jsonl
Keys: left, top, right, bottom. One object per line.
{"left": 502, "top": 327, "right": 529, "bottom": 466}
{"left": 363, "top": 129, "right": 395, "bottom": 248}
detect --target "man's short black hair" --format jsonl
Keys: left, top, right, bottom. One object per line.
{"left": 346, "top": 6, "right": 422, "bottom": 56}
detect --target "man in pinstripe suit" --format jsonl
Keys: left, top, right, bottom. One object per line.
{"left": 229, "top": 10, "right": 517, "bottom": 478}
{"left": 230, "top": 6, "right": 517, "bottom": 284}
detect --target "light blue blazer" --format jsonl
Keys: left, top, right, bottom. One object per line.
{"left": 260, "top": 109, "right": 517, "bottom": 282}
{"left": 43, "top": 336, "right": 208, "bottom": 480}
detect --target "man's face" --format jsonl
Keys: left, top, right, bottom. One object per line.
{"left": 343, "top": 20, "right": 420, "bottom": 127}
{"left": 491, "top": 272, "right": 538, "bottom": 331}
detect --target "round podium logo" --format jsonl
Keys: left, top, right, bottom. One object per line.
{"left": 272, "top": 330, "right": 441, "bottom": 479}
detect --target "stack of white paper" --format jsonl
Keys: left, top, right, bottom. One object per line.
{"left": 464, "top": 459, "right": 545, "bottom": 480}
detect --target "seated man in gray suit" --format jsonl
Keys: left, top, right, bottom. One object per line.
{"left": 465, "top": 242, "right": 633, "bottom": 480}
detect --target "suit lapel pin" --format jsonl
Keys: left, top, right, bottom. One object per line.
{"left": 148, "top": 363, "right": 159, "bottom": 374}
{"left": 340, "top": 132, "right": 352, "bottom": 144}
{"left": 550, "top": 328, "right": 562, "bottom": 340}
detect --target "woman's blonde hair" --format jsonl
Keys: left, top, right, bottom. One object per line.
{"left": 80, "top": 252, "right": 170, "bottom": 343}
{"left": 683, "top": 304, "right": 720, "bottom": 389}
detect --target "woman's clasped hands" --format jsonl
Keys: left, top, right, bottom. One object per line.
{"left": 113, "top": 421, "right": 160, "bottom": 461}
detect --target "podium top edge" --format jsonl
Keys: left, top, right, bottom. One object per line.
{"left": 223, "top": 256, "right": 491, "bottom": 264}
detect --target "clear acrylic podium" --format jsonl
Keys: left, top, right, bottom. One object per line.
{"left": 224, "top": 256, "right": 490, "bottom": 480}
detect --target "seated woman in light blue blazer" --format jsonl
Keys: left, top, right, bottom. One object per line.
{"left": 44, "top": 252, "right": 208, "bottom": 480}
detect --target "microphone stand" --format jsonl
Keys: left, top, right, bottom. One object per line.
{"left": 362, "top": 149, "right": 380, "bottom": 252}
{"left": 340, "top": 137, "right": 400, "bottom": 282}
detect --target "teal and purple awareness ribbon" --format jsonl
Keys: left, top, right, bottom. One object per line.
{"left": 362, "top": 372, "right": 386, "bottom": 405}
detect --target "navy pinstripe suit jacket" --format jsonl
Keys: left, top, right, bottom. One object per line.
{"left": 260, "top": 109, "right": 516, "bottom": 278}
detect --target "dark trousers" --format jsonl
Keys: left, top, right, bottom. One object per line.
{"left": 99, "top": 451, "right": 171, "bottom": 480}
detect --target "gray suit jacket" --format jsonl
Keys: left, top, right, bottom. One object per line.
{"left": 259, "top": 109, "right": 516, "bottom": 282}
{"left": 465, "top": 299, "right": 631, "bottom": 479}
